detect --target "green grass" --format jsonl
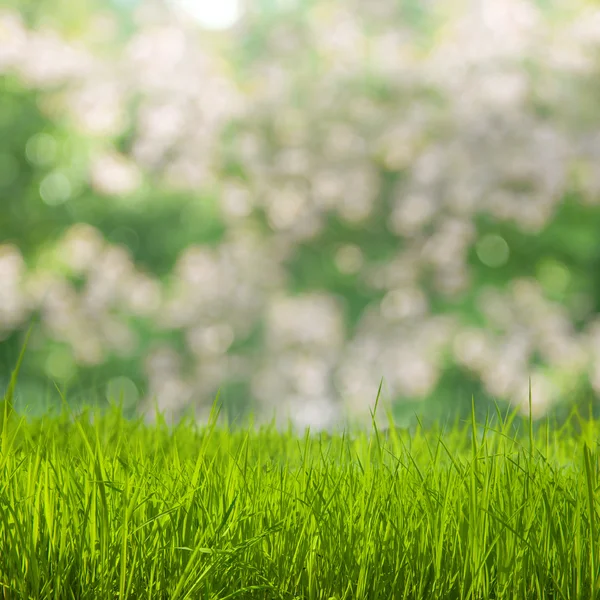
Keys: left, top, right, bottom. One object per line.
{"left": 1, "top": 368, "right": 600, "bottom": 599}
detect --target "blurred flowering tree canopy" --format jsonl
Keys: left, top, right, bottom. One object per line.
{"left": 2, "top": 0, "right": 600, "bottom": 430}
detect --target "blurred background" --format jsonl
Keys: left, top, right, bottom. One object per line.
{"left": 2, "top": 0, "right": 600, "bottom": 433}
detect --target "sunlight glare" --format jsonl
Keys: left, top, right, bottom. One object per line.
{"left": 171, "top": 0, "right": 242, "bottom": 29}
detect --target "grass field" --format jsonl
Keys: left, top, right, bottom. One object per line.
{"left": 1, "top": 352, "right": 600, "bottom": 599}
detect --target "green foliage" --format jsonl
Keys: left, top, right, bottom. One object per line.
{"left": 4, "top": 0, "right": 600, "bottom": 425}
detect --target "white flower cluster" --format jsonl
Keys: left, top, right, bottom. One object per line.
{"left": 2, "top": 0, "right": 600, "bottom": 430}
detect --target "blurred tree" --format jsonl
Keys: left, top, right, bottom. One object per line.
{"left": 3, "top": 0, "right": 600, "bottom": 432}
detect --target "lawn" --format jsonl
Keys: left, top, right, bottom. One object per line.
{"left": 1, "top": 365, "right": 599, "bottom": 599}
